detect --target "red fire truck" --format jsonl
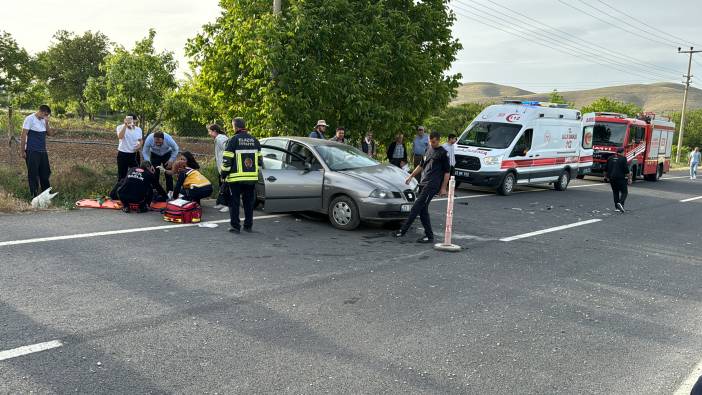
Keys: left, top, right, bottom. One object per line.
{"left": 582, "top": 112, "right": 676, "bottom": 181}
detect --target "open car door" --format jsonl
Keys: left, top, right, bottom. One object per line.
{"left": 258, "top": 144, "right": 324, "bottom": 212}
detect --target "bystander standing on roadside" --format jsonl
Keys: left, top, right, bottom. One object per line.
{"left": 116, "top": 114, "right": 143, "bottom": 181}
{"left": 412, "top": 126, "right": 429, "bottom": 168}
{"left": 329, "top": 127, "right": 347, "bottom": 144}
{"left": 360, "top": 131, "right": 377, "bottom": 158}
{"left": 604, "top": 147, "right": 632, "bottom": 213}
{"left": 443, "top": 133, "right": 458, "bottom": 177}
{"left": 309, "top": 120, "right": 328, "bottom": 139}
{"left": 689, "top": 147, "right": 700, "bottom": 180}
{"left": 209, "top": 124, "right": 230, "bottom": 212}
{"left": 387, "top": 133, "right": 408, "bottom": 168}
{"left": 142, "top": 130, "right": 179, "bottom": 195}
{"left": 20, "top": 104, "right": 55, "bottom": 198}
{"left": 394, "top": 131, "right": 450, "bottom": 243}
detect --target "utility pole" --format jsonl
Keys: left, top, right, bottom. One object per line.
{"left": 273, "top": 0, "right": 282, "bottom": 15}
{"left": 676, "top": 47, "right": 702, "bottom": 162}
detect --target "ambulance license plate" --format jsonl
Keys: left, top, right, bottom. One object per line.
{"left": 401, "top": 204, "right": 412, "bottom": 213}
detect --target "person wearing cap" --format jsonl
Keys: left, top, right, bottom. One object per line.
{"left": 221, "top": 117, "right": 262, "bottom": 234}
{"left": 604, "top": 147, "right": 632, "bottom": 213}
{"left": 309, "top": 120, "right": 328, "bottom": 139}
{"left": 20, "top": 104, "right": 55, "bottom": 198}
{"left": 329, "top": 127, "right": 347, "bottom": 144}
{"left": 412, "top": 126, "right": 430, "bottom": 168}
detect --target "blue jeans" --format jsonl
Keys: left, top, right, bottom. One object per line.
{"left": 692, "top": 162, "right": 699, "bottom": 177}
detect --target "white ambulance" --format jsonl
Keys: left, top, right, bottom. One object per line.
{"left": 454, "top": 101, "right": 594, "bottom": 195}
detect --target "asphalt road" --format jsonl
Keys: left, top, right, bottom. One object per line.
{"left": 1, "top": 171, "right": 702, "bottom": 394}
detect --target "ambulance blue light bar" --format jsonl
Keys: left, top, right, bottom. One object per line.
{"left": 503, "top": 100, "right": 571, "bottom": 109}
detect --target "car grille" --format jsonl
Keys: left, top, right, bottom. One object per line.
{"left": 392, "top": 192, "right": 402, "bottom": 199}
{"left": 403, "top": 189, "right": 416, "bottom": 202}
{"left": 456, "top": 155, "right": 480, "bottom": 171}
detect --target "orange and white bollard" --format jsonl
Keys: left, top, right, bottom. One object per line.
{"left": 434, "top": 176, "right": 461, "bottom": 252}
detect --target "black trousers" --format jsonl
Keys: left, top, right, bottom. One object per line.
{"left": 150, "top": 152, "right": 174, "bottom": 191}
{"left": 400, "top": 185, "right": 439, "bottom": 238}
{"left": 610, "top": 178, "right": 628, "bottom": 207}
{"left": 216, "top": 177, "right": 230, "bottom": 206}
{"left": 228, "top": 182, "right": 256, "bottom": 230}
{"left": 183, "top": 185, "right": 213, "bottom": 205}
{"left": 117, "top": 151, "right": 138, "bottom": 181}
{"left": 25, "top": 151, "right": 51, "bottom": 198}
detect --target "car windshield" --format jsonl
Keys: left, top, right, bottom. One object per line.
{"left": 458, "top": 122, "right": 522, "bottom": 149}
{"left": 315, "top": 144, "right": 379, "bottom": 171}
{"left": 592, "top": 122, "right": 627, "bottom": 147}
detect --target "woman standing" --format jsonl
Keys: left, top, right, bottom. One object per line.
{"left": 690, "top": 147, "right": 701, "bottom": 180}
{"left": 116, "top": 114, "right": 143, "bottom": 180}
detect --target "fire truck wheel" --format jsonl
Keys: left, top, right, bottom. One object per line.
{"left": 554, "top": 170, "right": 570, "bottom": 191}
{"left": 497, "top": 172, "right": 516, "bottom": 196}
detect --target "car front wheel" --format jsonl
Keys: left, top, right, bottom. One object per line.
{"left": 328, "top": 195, "right": 361, "bottom": 230}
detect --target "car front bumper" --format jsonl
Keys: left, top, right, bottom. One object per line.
{"left": 357, "top": 198, "right": 413, "bottom": 221}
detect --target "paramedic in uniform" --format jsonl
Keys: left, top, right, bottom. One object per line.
{"left": 394, "top": 131, "right": 450, "bottom": 243}
{"left": 604, "top": 147, "right": 631, "bottom": 212}
{"left": 221, "top": 118, "right": 262, "bottom": 234}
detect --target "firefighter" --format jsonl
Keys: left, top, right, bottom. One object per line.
{"left": 221, "top": 118, "right": 262, "bottom": 234}
{"left": 604, "top": 147, "right": 632, "bottom": 213}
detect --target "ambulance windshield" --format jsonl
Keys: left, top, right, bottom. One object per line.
{"left": 458, "top": 122, "right": 522, "bottom": 149}
{"left": 592, "top": 122, "right": 627, "bottom": 147}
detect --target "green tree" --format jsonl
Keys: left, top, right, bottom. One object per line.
{"left": 37, "top": 30, "right": 110, "bottom": 118}
{"left": 549, "top": 90, "right": 567, "bottom": 104}
{"left": 162, "top": 75, "right": 221, "bottom": 136}
{"left": 671, "top": 109, "right": 702, "bottom": 148}
{"left": 187, "top": 0, "right": 462, "bottom": 142}
{"left": 424, "top": 102, "right": 489, "bottom": 136}
{"left": 103, "top": 29, "right": 177, "bottom": 132}
{"left": 0, "top": 31, "right": 33, "bottom": 101}
{"left": 580, "top": 97, "right": 642, "bottom": 117}
{"left": 83, "top": 76, "right": 109, "bottom": 119}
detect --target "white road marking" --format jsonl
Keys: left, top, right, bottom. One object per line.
{"left": 681, "top": 195, "right": 702, "bottom": 203}
{"left": 499, "top": 219, "right": 602, "bottom": 242}
{"left": 0, "top": 214, "right": 288, "bottom": 248}
{"left": 673, "top": 358, "right": 702, "bottom": 395}
{"left": 569, "top": 183, "right": 608, "bottom": 189}
{"left": 0, "top": 340, "right": 63, "bottom": 361}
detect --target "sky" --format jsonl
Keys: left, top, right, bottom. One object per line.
{"left": 2, "top": 0, "right": 701, "bottom": 93}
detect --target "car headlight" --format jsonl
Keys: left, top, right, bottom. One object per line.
{"left": 369, "top": 189, "right": 392, "bottom": 199}
{"left": 483, "top": 156, "right": 501, "bottom": 166}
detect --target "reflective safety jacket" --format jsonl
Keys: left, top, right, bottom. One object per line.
{"left": 221, "top": 129, "right": 262, "bottom": 183}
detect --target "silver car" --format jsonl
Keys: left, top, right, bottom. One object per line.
{"left": 256, "top": 137, "right": 419, "bottom": 230}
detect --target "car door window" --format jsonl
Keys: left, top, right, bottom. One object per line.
{"left": 510, "top": 129, "right": 533, "bottom": 157}
{"left": 287, "top": 142, "right": 321, "bottom": 170}
{"left": 261, "top": 139, "right": 288, "bottom": 170}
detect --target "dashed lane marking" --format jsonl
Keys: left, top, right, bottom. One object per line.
{"left": 0, "top": 340, "right": 63, "bottom": 361}
{"left": 499, "top": 219, "right": 602, "bottom": 242}
{"left": 681, "top": 195, "right": 702, "bottom": 203}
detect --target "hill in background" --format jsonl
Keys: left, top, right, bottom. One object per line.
{"left": 453, "top": 82, "right": 702, "bottom": 114}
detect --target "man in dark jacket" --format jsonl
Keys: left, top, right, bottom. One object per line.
{"left": 604, "top": 147, "right": 632, "bottom": 212}
{"left": 386, "top": 133, "right": 408, "bottom": 168}
{"left": 110, "top": 161, "right": 167, "bottom": 213}
{"left": 394, "top": 132, "right": 450, "bottom": 243}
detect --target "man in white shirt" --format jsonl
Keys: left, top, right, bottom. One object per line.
{"left": 116, "top": 114, "right": 143, "bottom": 180}
{"left": 442, "top": 133, "right": 457, "bottom": 178}
{"left": 20, "top": 104, "right": 55, "bottom": 197}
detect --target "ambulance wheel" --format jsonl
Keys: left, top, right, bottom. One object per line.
{"left": 554, "top": 170, "right": 570, "bottom": 191}
{"left": 497, "top": 172, "right": 516, "bottom": 196}
{"left": 329, "top": 195, "right": 360, "bottom": 230}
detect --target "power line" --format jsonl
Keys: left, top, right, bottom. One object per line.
{"left": 465, "top": 0, "right": 681, "bottom": 77}
{"left": 593, "top": 0, "right": 700, "bottom": 48}
{"left": 450, "top": 1, "right": 678, "bottom": 81}
{"left": 557, "top": 0, "right": 675, "bottom": 48}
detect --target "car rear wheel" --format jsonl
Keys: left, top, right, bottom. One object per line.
{"left": 554, "top": 170, "right": 570, "bottom": 191}
{"left": 497, "top": 172, "right": 515, "bottom": 196}
{"left": 329, "top": 195, "right": 361, "bottom": 230}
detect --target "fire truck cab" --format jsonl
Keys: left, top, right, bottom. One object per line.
{"left": 583, "top": 112, "right": 676, "bottom": 181}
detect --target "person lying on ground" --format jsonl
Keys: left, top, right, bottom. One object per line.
{"left": 110, "top": 161, "right": 167, "bottom": 213}
{"left": 171, "top": 151, "right": 213, "bottom": 205}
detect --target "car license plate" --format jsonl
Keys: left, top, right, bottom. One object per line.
{"left": 456, "top": 170, "right": 468, "bottom": 177}
{"left": 401, "top": 204, "right": 412, "bottom": 213}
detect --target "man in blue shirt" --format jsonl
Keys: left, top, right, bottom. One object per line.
{"left": 309, "top": 120, "right": 328, "bottom": 139}
{"left": 412, "top": 126, "right": 429, "bottom": 167}
{"left": 20, "top": 105, "right": 55, "bottom": 198}
{"left": 142, "top": 131, "right": 179, "bottom": 194}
